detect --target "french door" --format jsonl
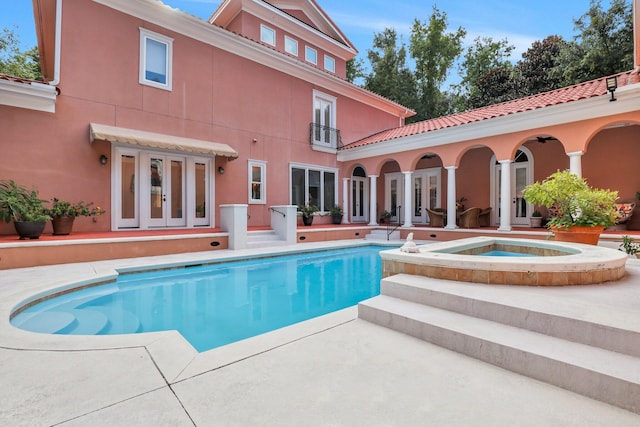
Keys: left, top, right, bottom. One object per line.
{"left": 114, "top": 147, "right": 212, "bottom": 229}
{"left": 412, "top": 168, "right": 441, "bottom": 224}
{"left": 351, "top": 176, "right": 368, "bottom": 222}
{"left": 145, "top": 155, "right": 186, "bottom": 227}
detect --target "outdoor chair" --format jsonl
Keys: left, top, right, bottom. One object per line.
{"left": 426, "top": 208, "right": 447, "bottom": 227}
{"left": 615, "top": 201, "right": 635, "bottom": 225}
{"left": 478, "top": 207, "right": 492, "bottom": 227}
{"left": 458, "top": 207, "right": 481, "bottom": 228}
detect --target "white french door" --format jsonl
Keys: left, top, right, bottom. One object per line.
{"left": 492, "top": 149, "right": 533, "bottom": 226}
{"left": 412, "top": 168, "right": 441, "bottom": 223}
{"left": 144, "top": 155, "right": 186, "bottom": 227}
{"left": 113, "top": 147, "right": 212, "bottom": 229}
{"left": 384, "top": 173, "right": 404, "bottom": 222}
{"left": 351, "top": 176, "right": 368, "bottom": 222}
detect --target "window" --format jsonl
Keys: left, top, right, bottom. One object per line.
{"left": 305, "top": 46, "right": 317, "bottom": 64}
{"left": 139, "top": 28, "right": 173, "bottom": 90}
{"left": 290, "top": 164, "right": 337, "bottom": 212}
{"left": 324, "top": 55, "right": 335, "bottom": 73}
{"left": 260, "top": 24, "right": 275, "bottom": 46}
{"left": 248, "top": 160, "right": 267, "bottom": 204}
{"left": 284, "top": 36, "right": 298, "bottom": 56}
{"left": 312, "top": 90, "right": 338, "bottom": 149}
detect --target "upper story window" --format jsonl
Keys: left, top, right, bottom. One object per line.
{"left": 310, "top": 90, "right": 339, "bottom": 151}
{"left": 260, "top": 25, "right": 276, "bottom": 46}
{"left": 248, "top": 160, "right": 267, "bottom": 204}
{"left": 324, "top": 55, "right": 335, "bottom": 73}
{"left": 284, "top": 36, "right": 298, "bottom": 56}
{"left": 139, "top": 28, "right": 173, "bottom": 91}
{"left": 305, "top": 46, "right": 317, "bottom": 65}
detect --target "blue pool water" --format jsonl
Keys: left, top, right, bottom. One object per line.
{"left": 480, "top": 250, "right": 538, "bottom": 257}
{"left": 12, "top": 245, "right": 387, "bottom": 352}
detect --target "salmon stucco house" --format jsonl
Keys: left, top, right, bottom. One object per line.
{"left": 2, "top": 0, "right": 640, "bottom": 253}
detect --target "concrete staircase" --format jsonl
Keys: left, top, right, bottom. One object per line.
{"left": 246, "top": 229, "right": 288, "bottom": 248}
{"left": 365, "top": 228, "right": 401, "bottom": 241}
{"left": 358, "top": 274, "right": 640, "bottom": 414}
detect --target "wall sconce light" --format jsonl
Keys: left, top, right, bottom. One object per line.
{"left": 99, "top": 154, "right": 108, "bottom": 165}
{"left": 218, "top": 166, "right": 225, "bottom": 175}
{"left": 606, "top": 76, "right": 617, "bottom": 101}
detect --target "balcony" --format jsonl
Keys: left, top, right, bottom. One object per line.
{"left": 309, "top": 123, "right": 342, "bottom": 150}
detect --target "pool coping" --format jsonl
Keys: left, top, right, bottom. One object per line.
{"left": 0, "top": 239, "right": 396, "bottom": 383}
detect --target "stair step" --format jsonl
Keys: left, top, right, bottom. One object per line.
{"left": 93, "top": 307, "right": 141, "bottom": 334}
{"left": 359, "top": 295, "right": 640, "bottom": 414}
{"left": 12, "top": 311, "right": 76, "bottom": 334}
{"left": 246, "top": 230, "right": 287, "bottom": 248}
{"left": 381, "top": 274, "right": 640, "bottom": 357}
{"left": 58, "top": 309, "right": 109, "bottom": 335}
{"left": 365, "top": 229, "right": 401, "bottom": 241}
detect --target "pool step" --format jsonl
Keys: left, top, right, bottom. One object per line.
{"left": 58, "top": 309, "right": 110, "bottom": 335}
{"left": 12, "top": 311, "right": 76, "bottom": 334}
{"left": 93, "top": 307, "right": 142, "bottom": 334}
{"left": 358, "top": 275, "right": 640, "bottom": 414}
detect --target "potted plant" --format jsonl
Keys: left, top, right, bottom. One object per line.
{"left": 619, "top": 235, "right": 640, "bottom": 258}
{"left": 379, "top": 210, "right": 392, "bottom": 224}
{"left": 0, "top": 180, "right": 51, "bottom": 239}
{"left": 299, "top": 203, "right": 318, "bottom": 226}
{"left": 329, "top": 204, "right": 343, "bottom": 224}
{"left": 530, "top": 210, "right": 543, "bottom": 228}
{"left": 523, "top": 170, "right": 618, "bottom": 245}
{"left": 47, "top": 198, "right": 106, "bottom": 235}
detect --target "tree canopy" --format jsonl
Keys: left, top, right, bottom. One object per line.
{"left": 361, "top": 0, "right": 633, "bottom": 119}
{"left": 0, "top": 27, "right": 41, "bottom": 80}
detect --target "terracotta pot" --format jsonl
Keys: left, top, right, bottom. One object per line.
{"left": 52, "top": 216, "right": 75, "bottom": 235}
{"left": 550, "top": 225, "right": 605, "bottom": 245}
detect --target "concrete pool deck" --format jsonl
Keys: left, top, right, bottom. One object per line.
{"left": 1, "top": 240, "right": 640, "bottom": 426}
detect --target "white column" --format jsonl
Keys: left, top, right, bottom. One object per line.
{"left": 220, "top": 204, "right": 248, "bottom": 249}
{"left": 498, "top": 160, "right": 512, "bottom": 232}
{"left": 342, "top": 177, "right": 350, "bottom": 224}
{"left": 445, "top": 166, "right": 457, "bottom": 229}
{"left": 568, "top": 151, "right": 584, "bottom": 177}
{"left": 368, "top": 175, "right": 378, "bottom": 226}
{"left": 402, "top": 171, "right": 413, "bottom": 227}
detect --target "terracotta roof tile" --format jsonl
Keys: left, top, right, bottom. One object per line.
{"left": 0, "top": 73, "right": 45, "bottom": 84}
{"left": 342, "top": 70, "right": 639, "bottom": 150}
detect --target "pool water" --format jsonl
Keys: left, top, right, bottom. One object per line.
{"left": 11, "top": 245, "right": 386, "bottom": 352}
{"left": 479, "top": 250, "right": 538, "bottom": 257}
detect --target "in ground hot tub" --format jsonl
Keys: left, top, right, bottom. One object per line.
{"left": 381, "top": 237, "right": 627, "bottom": 286}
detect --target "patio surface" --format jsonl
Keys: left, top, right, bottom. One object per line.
{"left": 1, "top": 240, "right": 639, "bottom": 426}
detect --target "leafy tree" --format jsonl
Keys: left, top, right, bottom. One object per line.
{"left": 364, "top": 28, "right": 419, "bottom": 115}
{"left": 517, "top": 35, "right": 566, "bottom": 96}
{"left": 553, "top": 0, "right": 632, "bottom": 84}
{"left": 472, "top": 67, "right": 520, "bottom": 107}
{"left": 346, "top": 57, "right": 366, "bottom": 84}
{"left": 457, "top": 36, "right": 514, "bottom": 109}
{"left": 409, "top": 7, "right": 466, "bottom": 120}
{"left": 0, "top": 27, "right": 41, "bottom": 80}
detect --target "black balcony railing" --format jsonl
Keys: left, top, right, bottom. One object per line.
{"left": 309, "top": 123, "right": 342, "bottom": 149}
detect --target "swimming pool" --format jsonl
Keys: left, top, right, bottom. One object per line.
{"left": 11, "top": 245, "right": 387, "bottom": 352}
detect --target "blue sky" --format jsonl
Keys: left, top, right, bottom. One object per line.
{"left": 1, "top": 0, "right": 610, "bottom": 68}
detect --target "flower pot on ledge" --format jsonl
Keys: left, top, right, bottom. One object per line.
{"left": 550, "top": 225, "right": 605, "bottom": 245}
{"left": 52, "top": 216, "right": 75, "bottom": 235}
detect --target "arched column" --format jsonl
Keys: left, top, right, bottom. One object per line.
{"left": 568, "top": 151, "right": 584, "bottom": 177}
{"left": 368, "top": 175, "right": 378, "bottom": 226}
{"left": 498, "top": 160, "right": 512, "bottom": 231}
{"left": 342, "top": 177, "right": 350, "bottom": 224}
{"left": 402, "top": 171, "right": 413, "bottom": 227}
{"left": 445, "top": 166, "right": 458, "bottom": 229}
